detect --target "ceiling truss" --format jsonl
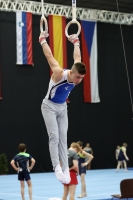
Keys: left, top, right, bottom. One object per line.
{"left": 0, "top": 0, "right": 133, "bottom": 25}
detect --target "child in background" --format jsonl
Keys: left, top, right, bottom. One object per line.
{"left": 10, "top": 143, "right": 35, "bottom": 200}
{"left": 62, "top": 142, "right": 81, "bottom": 200}
{"left": 116, "top": 143, "right": 129, "bottom": 172}
{"left": 115, "top": 145, "right": 120, "bottom": 160}
{"left": 116, "top": 145, "right": 124, "bottom": 169}
{"left": 77, "top": 141, "right": 94, "bottom": 198}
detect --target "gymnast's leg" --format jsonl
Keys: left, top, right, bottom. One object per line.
{"left": 57, "top": 107, "right": 70, "bottom": 183}
{"left": 41, "top": 102, "right": 68, "bottom": 183}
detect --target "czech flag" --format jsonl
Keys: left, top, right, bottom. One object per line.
{"left": 48, "top": 15, "right": 67, "bottom": 71}
{"left": 16, "top": 12, "right": 33, "bottom": 65}
{"left": 81, "top": 20, "right": 100, "bottom": 103}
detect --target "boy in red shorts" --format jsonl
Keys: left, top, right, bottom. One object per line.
{"left": 62, "top": 142, "right": 81, "bottom": 200}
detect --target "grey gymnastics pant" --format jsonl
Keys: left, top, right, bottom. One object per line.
{"left": 41, "top": 98, "right": 68, "bottom": 172}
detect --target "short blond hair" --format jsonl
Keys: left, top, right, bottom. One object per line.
{"left": 70, "top": 142, "right": 81, "bottom": 152}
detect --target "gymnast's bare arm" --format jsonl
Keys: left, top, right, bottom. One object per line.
{"left": 42, "top": 42, "right": 63, "bottom": 83}
{"left": 73, "top": 45, "right": 81, "bottom": 63}
{"left": 123, "top": 148, "right": 129, "bottom": 160}
{"left": 68, "top": 34, "right": 81, "bottom": 63}
{"left": 69, "top": 160, "right": 79, "bottom": 173}
{"left": 82, "top": 150, "right": 94, "bottom": 166}
{"left": 10, "top": 160, "right": 19, "bottom": 171}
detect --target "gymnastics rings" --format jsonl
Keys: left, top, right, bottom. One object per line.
{"left": 65, "top": 20, "right": 81, "bottom": 38}
{"left": 65, "top": 0, "right": 81, "bottom": 38}
{"left": 40, "top": 16, "right": 48, "bottom": 33}
{"left": 40, "top": 0, "right": 48, "bottom": 33}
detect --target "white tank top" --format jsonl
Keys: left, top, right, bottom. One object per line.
{"left": 45, "top": 70, "right": 75, "bottom": 104}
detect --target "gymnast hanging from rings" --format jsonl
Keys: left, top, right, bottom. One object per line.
{"left": 39, "top": 0, "right": 86, "bottom": 184}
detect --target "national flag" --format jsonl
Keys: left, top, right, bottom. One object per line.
{"left": 81, "top": 20, "right": 100, "bottom": 103}
{"left": 48, "top": 15, "right": 67, "bottom": 70}
{"left": 16, "top": 11, "right": 33, "bottom": 65}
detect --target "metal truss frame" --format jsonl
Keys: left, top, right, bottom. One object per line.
{"left": 0, "top": 0, "right": 133, "bottom": 25}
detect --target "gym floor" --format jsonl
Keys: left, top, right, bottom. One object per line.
{"left": 0, "top": 169, "right": 133, "bottom": 200}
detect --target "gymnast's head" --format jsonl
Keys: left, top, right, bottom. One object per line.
{"left": 70, "top": 62, "right": 86, "bottom": 85}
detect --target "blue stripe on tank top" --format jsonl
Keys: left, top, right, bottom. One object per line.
{"left": 50, "top": 82, "right": 74, "bottom": 103}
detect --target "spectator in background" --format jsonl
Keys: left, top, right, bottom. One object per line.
{"left": 62, "top": 142, "right": 81, "bottom": 200}
{"left": 84, "top": 143, "right": 93, "bottom": 170}
{"left": 116, "top": 143, "right": 129, "bottom": 172}
{"left": 115, "top": 145, "right": 120, "bottom": 160}
{"left": 77, "top": 141, "right": 94, "bottom": 198}
{"left": 115, "top": 145, "right": 123, "bottom": 169}
{"left": 10, "top": 143, "right": 35, "bottom": 200}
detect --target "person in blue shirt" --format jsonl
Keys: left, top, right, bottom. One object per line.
{"left": 10, "top": 143, "right": 35, "bottom": 200}
{"left": 39, "top": 31, "right": 86, "bottom": 184}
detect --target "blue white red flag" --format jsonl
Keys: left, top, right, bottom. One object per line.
{"left": 16, "top": 12, "right": 33, "bottom": 65}
{"left": 81, "top": 20, "right": 100, "bottom": 103}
